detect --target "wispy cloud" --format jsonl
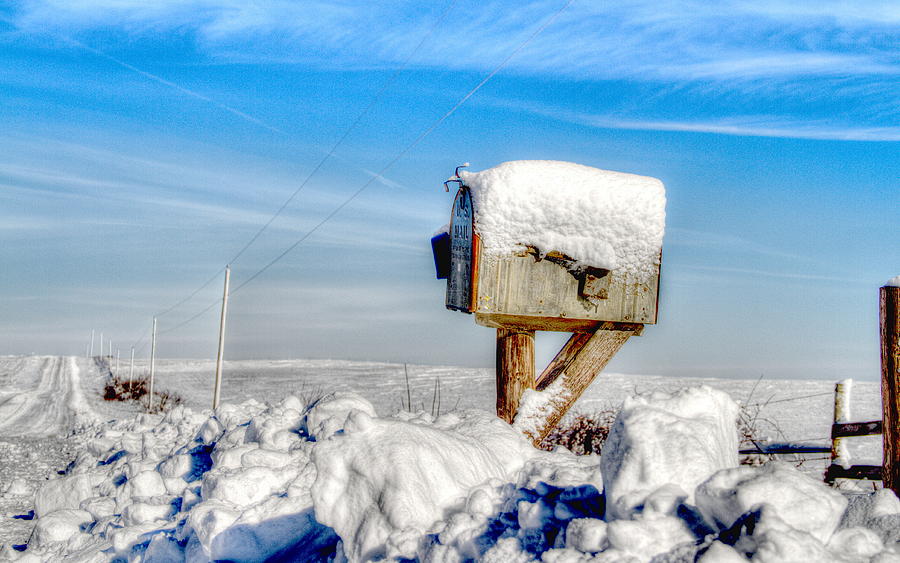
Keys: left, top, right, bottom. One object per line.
{"left": 7, "top": 0, "right": 897, "bottom": 140}
{"left": 666, "top": 228, "right": 810, "bottom": 262}
{"left": 10, "top": 0, "right": 897, "bottom": 84}
{"left": 67, "top": 37, "right": 287, "bottom": 135}
{"left": 678, "top": 264, "right": 868, "bottom": 284}
{"left": 484, "top": 98, "right": 900, "bottom": 141}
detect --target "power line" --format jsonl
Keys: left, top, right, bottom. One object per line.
{"left": 154, "top": 267, "right": 226, "bottom": 319}
{"left": 158, "top": 298, "right": 222, "bottom": 336}
{"left": 125, "top": 0, "right": 457, "bottom": 344}
{"left": 135, "top": 0, "right": 574, "bottom": 336}
{"left": 226, "top": 0, "right": 460, "bottom": 267}
{"left": 230, "top": 0, "right": 575, "bottom": 295}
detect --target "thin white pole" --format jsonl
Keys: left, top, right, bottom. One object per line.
{"left": 109, "top": 339, "right": 112, "bottom": 360}
{"left": 149, "top": 317, "right": 157, "bottom": 412}
{"left": 99, "top": 332, "right": 103, "bottom": 359}
{"left": 213, "top": 265, "right": 231, "bottom": 410}
{"left": 129, "top": 347, "right": 135, "bottom": 380}
{"left": 116, "top": 349, "right": 120, "bottom": 375}
{"left": 89, "top": 329, "right": 94, "bottom": 357}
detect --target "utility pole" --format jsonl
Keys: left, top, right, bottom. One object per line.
{"left": 213, "top": 265, "right": 231, "bottom": 410}
{"left": 149, "top": 317, "right": 158, "bottom": 412}
{"left": 89, "top": 329, "right": 94, "bottom": 357}
{"left": 129, "top": 346, "right": 135, "bottom": 396}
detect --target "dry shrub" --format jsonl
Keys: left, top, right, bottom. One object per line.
{"left": 538, "top": 410, "right": 618, "bottom": 455}
{"left": 102, "top": 374, "right": 182, "bottom": 413}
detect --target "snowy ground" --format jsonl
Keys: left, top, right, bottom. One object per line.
{"left": 140, "top": 357, "right": 883, "bottom": 474}
{"left": 0, "top": 355, "right": 887, "bottom": 560}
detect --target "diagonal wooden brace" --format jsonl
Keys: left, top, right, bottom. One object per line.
{"left": 518, "top": 322, "right": 640, "bottom": 446}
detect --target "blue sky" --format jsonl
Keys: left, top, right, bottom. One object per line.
{"left": 0, "top": 0, "right": 897, "bottom": 380}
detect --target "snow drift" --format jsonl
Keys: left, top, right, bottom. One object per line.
{"left": 8, "top": 385, "right": 899, "bottom": 562}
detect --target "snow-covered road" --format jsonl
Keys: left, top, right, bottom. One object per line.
{"left": 0, "top": 356, "right": 109, "bottom": 546}
{"left": 0, "top": 356, "right": 97, "bottom": 437}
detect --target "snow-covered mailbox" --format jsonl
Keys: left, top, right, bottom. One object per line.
{"left": 433, "top": 160, "right": 665, "bottom": 444}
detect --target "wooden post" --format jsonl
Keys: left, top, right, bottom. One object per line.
{"left": 881, "top": 284, "right": 900, "bottom": 496}
{"left": 496, "top": 328, "right": 535, "bottom": 423}
{"left": 830, "top": 380, "right": 851, "bottom": 467}
{"left": 148, "top": 317, "right": 157, "bottom": 412}
{"left": 213, "top": 265, "right": 231, "bottom": 410}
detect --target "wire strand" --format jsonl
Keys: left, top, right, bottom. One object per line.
{"left": 158, "top": 298, "right": 222, "bottom": 336}
{"left": 230, "top": 0, "right": 575, "bottom": 295}
{"left": 746, "top": 391, "right": 833, "bottom": 407}
{"left": 132, "top": 0, "right": 574, "bottom": 335}
{"left": 226, "top": 0, "right": 460, "bottom": 267}
{"left": 121, "top": 0, "right": 457, "bottom": 343}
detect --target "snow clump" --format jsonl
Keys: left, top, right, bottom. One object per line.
{"left": 601, "top": 385, "right": 739, "bottom": 519}
{"left": 10, "top": 385, "right": 900, "bottom": 562}
{"left": 459, "top": 160, "right": 665, "bottom": 280}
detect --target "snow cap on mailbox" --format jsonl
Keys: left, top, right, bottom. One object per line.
{"left": 439, "top": 160, "right": 665, "bottom": 330}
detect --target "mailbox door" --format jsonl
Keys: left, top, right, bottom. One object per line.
{"left": 446, "top": 186, "right": 474, "bottom": 312}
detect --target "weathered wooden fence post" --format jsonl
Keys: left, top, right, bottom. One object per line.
{"left": 881, "top": 283, "right": 899, "bottom": 496}
{"left": 831, "top": 380, "right": 851, "bottom": 464}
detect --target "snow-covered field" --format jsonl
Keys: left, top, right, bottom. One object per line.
{"left": 140, "top": 356, "right": 884, "bottom": 473}
{"left": 0, "top": 355, "right": 892, "bottom": 562}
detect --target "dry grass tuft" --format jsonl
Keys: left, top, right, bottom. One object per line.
{"left": 538, "top": 410, "right": 618, "bottom": 455}
{"left": 102, "top": 374, "right": 183, "bottom": 413}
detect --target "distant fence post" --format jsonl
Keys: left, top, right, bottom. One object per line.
{"left": 831, "top": 381, "right": 851, "bottom": 465}
{"left": 881, "top": 284, "right": 899, "bottom": 496}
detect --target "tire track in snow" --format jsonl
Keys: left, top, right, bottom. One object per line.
{"left": 0, "top": 356, "right": 98, "bottom": 437}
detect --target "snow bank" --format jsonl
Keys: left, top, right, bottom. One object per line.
{"left": 459, "top": 160, "right": 665, "bottom": 279}
{"left": 601, "top": 386, "right": 739, "bottom": 519}
{"left": 311, "top": 409, "right": 532, "bottom": 561}
{"left": 12, "top": 384, "right": 900, "bottom": 562}
{"left": 696, "top": 463, "right": 847, "bottom": 543}
{"left": 887, "top": 275, "right": 900, "bottom": 287}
